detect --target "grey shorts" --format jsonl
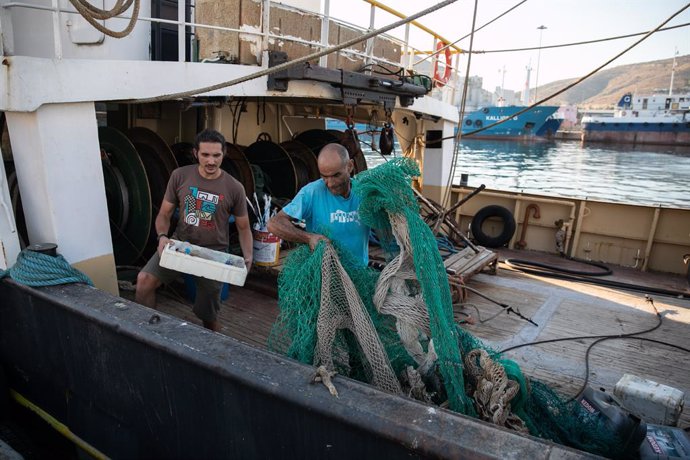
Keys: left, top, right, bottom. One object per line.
{"left": 142, "top": 251, "right": 223, "bottom": 323}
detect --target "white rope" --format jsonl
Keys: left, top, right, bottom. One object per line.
{"left": 373, "top": 213, "right": 437, "bottom": 370}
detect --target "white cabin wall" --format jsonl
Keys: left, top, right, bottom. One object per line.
{"left": 215, "top": 102, "right": 284, "bottom": 146}
{"left": 1, "top": 0, "right": 151, "bottom": 60}
{"left": 5, "top": 102, "right": 118, "bottom": 293}
{"left": 281, "top": 116, "right": 327, "bottom": 140}
{"left": 0, "top": 158, "right": 21, "bottom": 269}
{"left": 132, "top": 102, "right": 193, "bottom": 146}
{"left": 419, "top": 119, "right": 455, "bottom": 204}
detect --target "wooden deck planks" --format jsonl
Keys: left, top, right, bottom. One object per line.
{"left": 462, "top": 269, "right": 690, "bottom": 428}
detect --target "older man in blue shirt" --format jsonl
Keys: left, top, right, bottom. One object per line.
{"left": 267, "top": 143, "right": 369, "bottom": 266}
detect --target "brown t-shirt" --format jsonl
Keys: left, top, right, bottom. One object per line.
{"left": 164, "top": 165, "right": 247, "bottom": 250}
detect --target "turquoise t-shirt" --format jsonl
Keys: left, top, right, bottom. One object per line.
{"left": 282, "top": 179, "right": 369, "bottom": 266}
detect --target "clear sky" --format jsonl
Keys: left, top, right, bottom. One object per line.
{"left": 326, "top": 0, "right": 690, "bottom": 93}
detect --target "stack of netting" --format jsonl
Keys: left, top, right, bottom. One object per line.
{"left": 268, "top": 158, "right": 627, "bottom": 458}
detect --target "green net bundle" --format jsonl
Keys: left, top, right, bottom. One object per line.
{"left": 268, "top": 158, "right": 630, "bottom": 458}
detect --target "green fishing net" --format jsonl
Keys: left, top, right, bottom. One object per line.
{"left": 268, "top": 158, "right": 631, "bottom": 458}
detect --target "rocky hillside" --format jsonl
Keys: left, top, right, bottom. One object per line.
{"left": 536, "top": 54, "right": 690, "bottom": 109}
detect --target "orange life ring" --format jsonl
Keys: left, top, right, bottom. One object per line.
{"left": 621, "top": 110, "right": 627, "bottom": 116}
{"left": 433, "top": 41, "right": 452, "bottom": 87}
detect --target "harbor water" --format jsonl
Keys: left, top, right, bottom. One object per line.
{"left": 362, "top": 138, "right": 690, "bottom": 209}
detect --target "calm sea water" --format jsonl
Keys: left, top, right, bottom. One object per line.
{"left": 362, "top": 139, "right": 690, "bottom": 210}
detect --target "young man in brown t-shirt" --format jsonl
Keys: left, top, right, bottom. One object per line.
{"left": 135, "top": 129, "right": 253, "bottom": 332}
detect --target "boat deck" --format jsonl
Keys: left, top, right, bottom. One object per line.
{"left": 120, "top": 248, "right": 690, "bottom": 430}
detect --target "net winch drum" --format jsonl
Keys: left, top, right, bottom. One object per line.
{"left": 280, "top": 140, "right": 319, "bottom": 186}
{"left": 294, "top": 129, "right": 341, "bottom": 158}
{"left": 292, "top": 128, "right": 367, "bottom": 174}
{"left": 221, "top": 143, "right": 255, "bottom": 198}
{"left": 244, "top": 135, "right": 299, "bottom": 200}
{"left": 170, "top": 142, "right": 196, "bottom": 167}
{"left": 127, "top": 127, "right": 179, "bottom": 259}
{"left": 99, "top": 127, "right": 152, "bottom": 266}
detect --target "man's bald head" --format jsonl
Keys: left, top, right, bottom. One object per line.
{"left": 318, "top": 143, "right": 350, "bottom": 168}
{"left": 318, "top": 143, "right": 353, "bottom": 197}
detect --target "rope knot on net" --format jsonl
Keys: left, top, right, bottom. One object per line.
{"left": 464, "top": 348, "right": 528, "bottom": 432}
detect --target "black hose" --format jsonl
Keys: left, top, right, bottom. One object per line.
{"left": 505, "top": 257, "right": 611, "bottom": 276}
{"left": 503, "top": 258, "right": 690, "bottom": 300}
{"left": 499, "top": 297, "right": 690, "bottom": 401}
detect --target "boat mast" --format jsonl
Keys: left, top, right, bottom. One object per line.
{"left": 669, "top": 47, "right": 678, "bottom": 96}
{"left": 523, "top": 63, "right": 532, "bottom": 105}
{"left": 498, "top": 65, "right": 507, "bottom": 106}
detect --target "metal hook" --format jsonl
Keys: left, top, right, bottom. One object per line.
{"left": 345, "top": 106, "right": 355, "bottom": 129}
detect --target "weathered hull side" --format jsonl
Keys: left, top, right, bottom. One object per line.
{"left": 0, "top": 280, "right": 593, "bottom": 459}
{"left": 582, "top": 123, "right": 690, "bottom": 146}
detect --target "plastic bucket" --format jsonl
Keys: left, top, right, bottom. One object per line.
{"left": 253, "top": 230, "right": 281, "bottom": 266}
{"left": 184, "top": 274, "right": 230, "bottom": 301}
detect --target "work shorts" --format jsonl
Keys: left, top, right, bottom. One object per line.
{"left": 141, "top": 251, "right": 223, "bottom": 324}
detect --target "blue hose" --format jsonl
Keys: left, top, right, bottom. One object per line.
{"left": 436, "top": 235, "right": 458, "bottom": 257}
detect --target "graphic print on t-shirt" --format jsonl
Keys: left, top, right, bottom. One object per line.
{"left": 184, "top": 186, "right": 224, "bottom": 229}
{"left": 330, "top": 209, "right": 360, "bottom": 224}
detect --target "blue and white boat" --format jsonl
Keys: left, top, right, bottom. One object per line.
{"left": 461, "top": 106, "right": 562, "bottom": 140}
{"left": 581, "top": 92, "right": 690, "bottom": 146}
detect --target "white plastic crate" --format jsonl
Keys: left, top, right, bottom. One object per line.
{"left": 159, "top": 239, "right": 247, "bottom": 286}
{"left": 613, "top": 374, "right": 685, "bottom": 426}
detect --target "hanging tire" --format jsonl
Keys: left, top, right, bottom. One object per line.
{"left": 471, "top": 205, "right": 516, "bottom": 248}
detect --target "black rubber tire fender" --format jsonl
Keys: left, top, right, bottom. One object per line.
{"left": 471, "top": 205, "right": 516, "bottom": 248}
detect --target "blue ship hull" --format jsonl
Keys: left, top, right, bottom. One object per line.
{"left": 461, "top": 106, "right": 561, "bottom": 140}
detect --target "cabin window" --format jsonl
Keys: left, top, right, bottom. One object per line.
{"left": 642, "top": 99, "right": 648, "bottom": 109}
{"left": 665, "top": 99, "right": 671, "bottom": 110}
{"left": 465, "top": 119, "right": 473, "bottom": 126}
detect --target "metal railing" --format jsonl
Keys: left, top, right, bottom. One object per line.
{"left": 2, "top": 0, "right": 461, "bottom": 101}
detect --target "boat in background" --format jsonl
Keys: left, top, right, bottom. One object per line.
{"left": 461, "top": 105, "right": 562, "bottom": 140}
{"left": 581, "top": 92, "right": 690, "bottom": 146}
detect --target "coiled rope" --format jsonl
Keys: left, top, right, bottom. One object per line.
{"left": 68, "top": 0, "right": 141, "bottom": 39}
{"left": 0, "top": 250, "right": 93, "bottom": 287}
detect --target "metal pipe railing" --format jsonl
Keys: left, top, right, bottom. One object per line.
{"left": 2, "top": 0, "right": 417, "bottom": 69}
